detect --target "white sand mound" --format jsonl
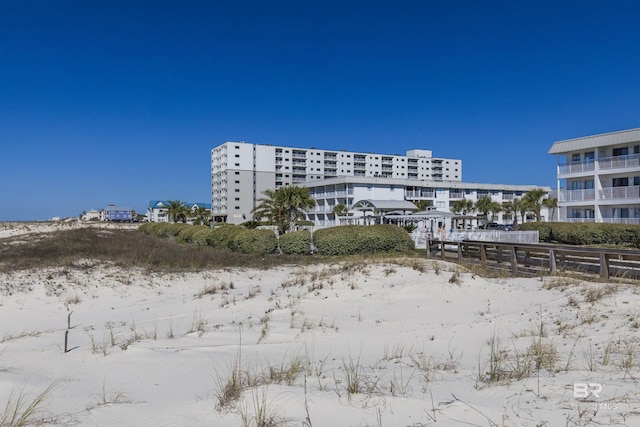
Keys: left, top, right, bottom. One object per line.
{"left": 1, "top": 258, "right": 639, "bottom": 426}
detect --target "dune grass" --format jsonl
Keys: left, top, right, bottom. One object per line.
{"left": 0, "top": 226, "right": 425, "bottom": 274}
{"left": 0, "top": 380, "right": 62, "bottom": 427}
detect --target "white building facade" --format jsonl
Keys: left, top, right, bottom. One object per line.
{"left": 299, "top": 176, "right": 550, "bottom": 227}
{"left": 211, "top": 142, "right": 462, "bottom": 224}
{"left": 548, "top": 128, "right": 640, "bottom": 224}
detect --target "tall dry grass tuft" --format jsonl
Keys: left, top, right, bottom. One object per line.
{"left": 0, "top": 380, "right": 63, "bottom": 426}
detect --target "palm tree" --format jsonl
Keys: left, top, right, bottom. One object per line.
{"left": 193, "top": 206, "right": 210, "bottom": 225}
{"left": 523, "top": 189, "right": 547, "bottom": 222}
{"left": 474, "top": 196, "right": 494, "bottom": 228}
{"left": 253, "top": 186, "right": 316, "bottom": 234}
{"left": 253, "top": 189, "right": 286, "bottom": 229}
{"left": 166, "top": 200, "right": 187, "bottom": 223}
{"left": 502, "top": 201, "right": 514, "bottom": 224}
{"left": 489, "top": 201, "right": 502, "bottom": 223}
{"left": 542, "top": 197, "right": 558, "bottom": 222}
{"left": 452, "top": 198, "right": 474, "bottom": 229}
{"left": 332, "top": 203, "right": 348, "bottom": 217}
{"left": 511, "top": 197, "right": 528, "bottom": 225}
{"left": 413, "top": 199, "right": 433, "bottom": 212}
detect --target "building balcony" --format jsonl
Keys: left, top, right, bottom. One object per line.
{"left": 599, "top": 185, "right": 640, "bottom": 200}
{"left": 558, "top": 162, "right": 595, "bottom": 174}
{"left": 450, "top": 192, "right": 464, "bottom": 199}
{"left": 599, "top": 154, "right": 640, "bottom": 170}
{"left": 558, "top": 189, "right": 595, "bottom": 202}
{"left": 405, "top": 191, "right": 435, "bottom": 198}
{"left": 565, "top": 218, "right": 596, "bottom": 223}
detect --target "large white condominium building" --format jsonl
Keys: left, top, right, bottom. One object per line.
{"left": 548, "top": 128, "right": 640, "bottom": 224}
{"left": 211, "top": 142, "right": 462, "bottom": 223}
{"left": 299, "top": 176, "right": 550, "bottom": 227}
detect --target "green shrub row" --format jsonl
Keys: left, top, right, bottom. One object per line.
{"left": 518, "top": 222, "right": 640, "bottom": 248}
{"left": 140, "top": 223, "right": 418, "bottom": 255}
{"left": 140, "top": 223, "right": 277, "bottom": 254}
{"left": 313, "top": 224, "right": 415, "bottom": 255}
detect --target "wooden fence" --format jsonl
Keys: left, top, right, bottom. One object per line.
{"left": 426, "top": 239, "right": 640, "bottom": 281}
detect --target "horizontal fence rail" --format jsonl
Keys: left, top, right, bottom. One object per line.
{"left": 426, "top": 238, "right": 640, "bottom": 280}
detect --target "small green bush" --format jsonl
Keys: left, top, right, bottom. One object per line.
{"left": 313, "top": 225, "right": 414, "bottom": 255}
{"left": 154, "top": 223, "right": 177, "bottom": 237}
{"left": 207, "top": 225, "right": 246, "bottom": 250}
{"left": 138, "top": 222, "right": 161, "bottom": 234}
{"left": 279, "top": 230, "right": 312, "bottom": 255}
{"left": 191, "top": 227, "right": 215, "bottom": 246}
{"left": 233, "top": 229, "right": 278, "bottom": 255}
{"left": 165, "top": 223, "right": 190, "bottom": 237}
{"left": 178, "top": 225, "right": 209, "bottom": 242}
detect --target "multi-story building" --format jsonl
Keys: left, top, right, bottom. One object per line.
{"left": 548, "top": 128, "right": 640, "bottom": 224}
{"left": 299, "top": 176, "right": 549, "bottom": 227}
{"left": 211, "top": 142, "right": 462, "bottom": 223}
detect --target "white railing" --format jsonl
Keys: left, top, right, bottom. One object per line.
{"left": 559, "top": 189, "right": 595, "bottom": 202}
{"left": 558, "top": 162, "right": 595, "bottom": 174}
{"left": 447, "top": 231, "right": 539, "bottom": 244}
{"left": 411, "top": 230, "right": 539, "bottom": 248}
{"left": 599, "top": 185, "right": 640, "bottom": 200}
{"left": 601, "top": 218, "right": 640, "bottom": 225}
{"left": 599, "top": 154, "right": 640, "bottom": 170}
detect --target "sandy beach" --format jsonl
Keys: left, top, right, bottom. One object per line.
{"left": 1, "top": 223, "right": 639, "bottom": 426}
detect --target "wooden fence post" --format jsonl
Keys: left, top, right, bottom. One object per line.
{"left": 549, "top": 249, "right": 557, "bottom": 275}
{"left": 600, "top": 253, "right": 609, "bottom": 280}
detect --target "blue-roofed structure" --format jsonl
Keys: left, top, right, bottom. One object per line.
{"left": 103, "top": 205, "right": 134, "bottom": 222}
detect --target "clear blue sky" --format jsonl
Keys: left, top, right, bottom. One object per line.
{"left": 2, "top": 1, "right": 639, "bottom": 220}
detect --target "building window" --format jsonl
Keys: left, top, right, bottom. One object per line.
{"left": 235, "top": 171, "right": 240, "bottom": 175}
{"left": 235, "top": 163, "right": 240, "bottom": 167}
{"left": 613, "top": 147, "right": 629, "bottom": 157}
{"left": 613, "top": 177, "right": 629, "bottom": 187}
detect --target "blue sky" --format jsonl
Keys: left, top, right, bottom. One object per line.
{"left": 2, "top": 1, "right": 639, "bottom": 220}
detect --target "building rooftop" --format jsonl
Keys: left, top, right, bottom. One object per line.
{"left": 548, "top": 128, "right": 640, "bottom": 154}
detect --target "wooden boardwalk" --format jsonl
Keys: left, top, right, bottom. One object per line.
{"left": 426, "top": 239, "right": 640, "bottom": 281}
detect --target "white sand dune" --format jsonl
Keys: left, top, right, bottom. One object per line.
{"left": 1, "top": 226, "right": 639, "bottom": 426}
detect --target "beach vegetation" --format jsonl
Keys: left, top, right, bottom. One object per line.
{"left": 278, "top": 230, "right": 312, "bottom": 255}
